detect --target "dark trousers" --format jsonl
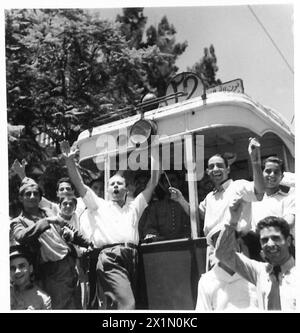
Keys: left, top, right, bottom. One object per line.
{"left": 39, "top": 254, "right": 82, "bottom": 310}
{"left": 96, "top": 245, "right": 138, "bottom": 310}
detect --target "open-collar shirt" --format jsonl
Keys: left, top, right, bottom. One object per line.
{"left": 216, "top": 224, "right": 296, "bottom": 311}
{"left": 199, "top": 179, "right": 258, "bottom": 236}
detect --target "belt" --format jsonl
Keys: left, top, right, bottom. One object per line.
{"left": 101, "top": 242, "right": 138, "bottom": 251}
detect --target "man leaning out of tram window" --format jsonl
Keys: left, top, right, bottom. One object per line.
{"left": 196, "top": 223, "right": 261, "bottom": 311}
{"left": 169, "top": 137, "right": 265, "bottom": 262}
{"left": 59, "top": 140, "right": 162, "bottom": 310}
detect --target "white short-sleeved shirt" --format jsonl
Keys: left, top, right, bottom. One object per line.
{"left": 251, "top": 189, "right": 295, "bottom": 236}
{"left": 80, "top": 187, "right": 148, "bottom": 248}
{"left": 199, "top": 179, "right": 258, "bottom": 236}
{"left": 196, "top": 264, "right": 258, "bottom": 311}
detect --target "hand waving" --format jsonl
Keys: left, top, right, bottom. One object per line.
{"left": 248, "top": 137, "right": 261, "bottom": 164}
{"left": 11, "top": 159, "right": 27, "bottom": 180}
{"left": 60, "top": 140, "right": 78, "bottom": 160}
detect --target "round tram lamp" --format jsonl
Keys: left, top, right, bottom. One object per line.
{"left": 129, "top": 119, "right": 157, "bottom": 147}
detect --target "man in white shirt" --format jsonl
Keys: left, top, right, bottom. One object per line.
{"left": 170, "top": 138, "right": 264, "bottom": 236}
{"left": 215, "top": 198, "right": 296, "bottom": 311}
{"left": 60, "top": 140, "right": 161, "bottom": 309}
{"left": 252, "top": 156, "right": 295, "bottom": 238}
{"left": 169, "top": 138, "right": 265, "bottom": 268}
{"left": 196, "top": 224, "right": 259, "bottom": 311}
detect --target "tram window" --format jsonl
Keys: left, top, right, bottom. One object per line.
{"left": 139, "top": 170, "right": 191, "bottom": 243}
{"left": 197, "top": 173, "right": 214, "bottom": 203}
{"left": 230, "top": 159, "right": 250, "bottom": 180}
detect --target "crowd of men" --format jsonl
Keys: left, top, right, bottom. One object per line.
{"left": 9, "top": 137, "right": 296, "bottom": 311}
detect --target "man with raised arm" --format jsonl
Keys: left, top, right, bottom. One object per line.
{"left": 170, "top": 138, "right": 265, "bottom": 234}
{"left": 10, "top": 178, "right": 92, "bottom": 309}
{"left": 169, "top": 137, "right": 265, "bottom": 268}
{"left": 251, "top": 156, "right": 295, "bottom": 238}
{"left": 215, "top": 198, "right": 296, "bottom": 311}
{"left": 11, "top": 159, "right": 86, "bottom": 216}
{"left": 60, "top": 140, "right": 161, "bottom": 309}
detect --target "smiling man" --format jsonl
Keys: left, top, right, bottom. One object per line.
{"left": 10, "top": 245, "right": 51, "bottom": 310}
{"left": 215, "top": 198, "right": 296, "bottom": 311}
{"left": 170, "top": 138, "right": 265, "bottom": 236}
{"left": 251, "top": 156, "right": 295, "bottom": 238}
{"left": 10, "top": 178, "right": 91, "bottom": 309}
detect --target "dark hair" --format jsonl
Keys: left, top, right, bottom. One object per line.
{"left": 262, "top": 156, "right": 284, "bottom": 173}
{"left": 58, "top": 195, "right": 77, "bottom": 207}
{"left": 256, "top": 216, "right": 290, "bottom": 239}
{"left": 240, "top": 231, "right": 262, "bottom": 261}
{"left": 109, "top": 172, "right": 128, "bottom": 187}
{"left": 56, "top": 177, "right": 75, "bottom": 192}
{"left": 10, "top": 245, "right": 32, "bottom": 265}
{"left": 207, "top": 154, "right": 229, "bottom": 168}
{"left": 89, "top": 177, "right": 104, "bottom": 187}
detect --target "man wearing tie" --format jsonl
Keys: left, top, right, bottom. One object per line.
{"left": 215, "top": 198, "right": 296, "bottom": 311}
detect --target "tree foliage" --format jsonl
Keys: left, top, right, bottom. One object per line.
{"left": 6, "top": 8, "right": 221, "bottom": 213}
{"left": 187, "top": 44, "right": 222, "bottom": 89}
{"left": 117, "top": 9, "right": 188, "bottom": 96}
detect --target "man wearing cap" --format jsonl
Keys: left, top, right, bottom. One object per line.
{"left": 10, "top": 245, "right": 51, "bottom": 310}
{"left": 60, "top": 139, "right": 161, "bottom": 309}
{"left": 10, "top": 177, "right": 92, "bottom": 309}
{"left": 11, "top": 159, "right": 86, "bottom": 216}
{"left": 215, "top": 198, "right": 296, "bottom": 311}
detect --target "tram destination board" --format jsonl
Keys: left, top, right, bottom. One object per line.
{"left": 206, "top": 78, "right": 244, "bottom": 94}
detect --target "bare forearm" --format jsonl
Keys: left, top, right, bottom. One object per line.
{"left": 11, "top": 219, "right": 50, "bottom": 243}
{"left": 252, "top": 162, "right": 265, "bottom": 196}
{"left": 215, "top": 224, "right": 239, "bottom": 269}
{"left": 177, "top": 197, "right": 190, "bottom": 216}
{"left": 65, "top": 158, "right": 87, "bottom": 198}
{"left": 143, "top": 150, "right": 161, "bottom": 203}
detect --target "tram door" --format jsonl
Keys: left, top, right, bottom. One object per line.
{"left": 133, "top": 134, "right": 207, "bottom": 310}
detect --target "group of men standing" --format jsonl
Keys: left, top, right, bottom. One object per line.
{"left": 9, "top": 136, "right": 295, "bottom": 311}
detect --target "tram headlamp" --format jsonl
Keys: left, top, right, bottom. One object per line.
{"left": 129, "top": 119, "right": 157, "bottom": 147}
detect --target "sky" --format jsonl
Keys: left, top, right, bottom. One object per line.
{"left": 0, "top": 0, "right": 298, "bottom": 311}
{"left": 93, "top": 3, "right": 294, "bottom": 128}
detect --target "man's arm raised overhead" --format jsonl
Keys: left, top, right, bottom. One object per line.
{"left": 60, "top": 140, "right": 87, "bottom": 198}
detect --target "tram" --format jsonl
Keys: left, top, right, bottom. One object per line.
{"left": 75, "top": 73, "right": 295, "bottom": 309}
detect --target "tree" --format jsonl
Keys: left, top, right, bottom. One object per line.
{"left": 117, "top": 10, "right": 188, "bottom": 97}
{"left": 187, "top": 44, "right": 222, "bottom": 89}
{"left": 6, "top": 8, "right": 222, "bottom": 210}
{"left": 116, "top": 8, "right": 147, "bottom": 49}
{"left": 6, "top": 8, "right": 188, "bottom": 208}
